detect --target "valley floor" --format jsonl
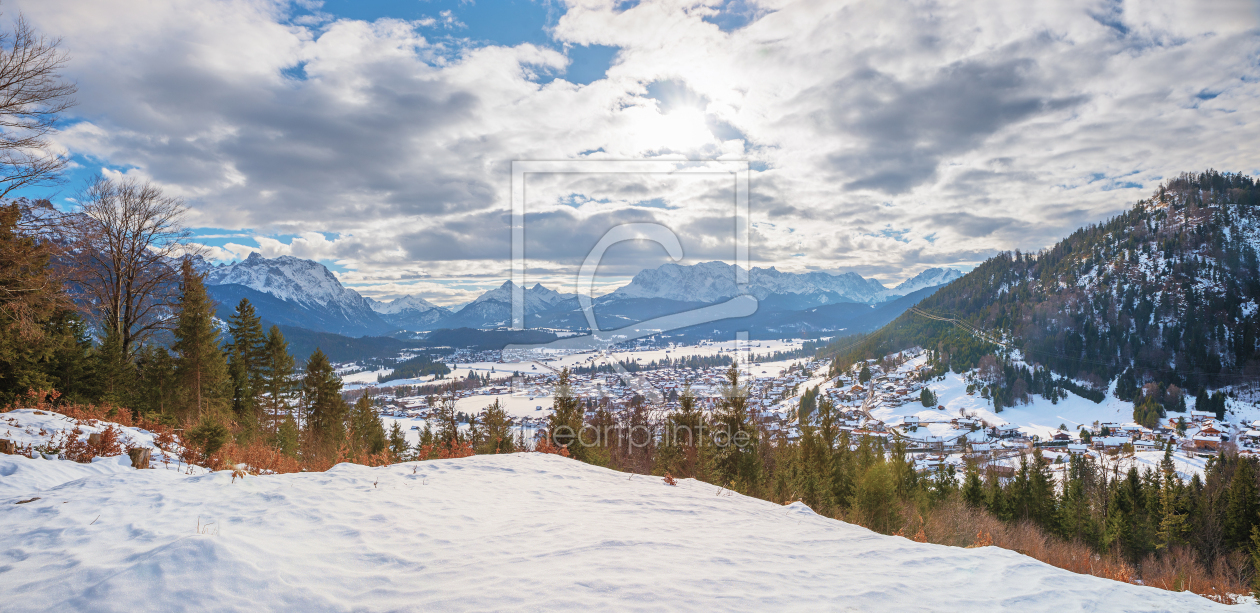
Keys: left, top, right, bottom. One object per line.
{"left": 0, "top": 452, "right": 1232, "bottom": 612}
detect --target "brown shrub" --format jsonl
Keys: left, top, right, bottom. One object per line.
{"left": 879, "top": 498, "right": 1138, "bottom": 591}
{"left": 1139, "top": 546, "right": 1246, "bottom": 604}
{"left": 533, "top": 437, "right": 571, "bottom": 457}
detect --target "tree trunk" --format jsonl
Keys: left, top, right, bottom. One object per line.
{"left": 127, "top": 447, "right": 151, "bottom": 469}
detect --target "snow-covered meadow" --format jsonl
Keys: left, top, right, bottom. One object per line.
{"left": 1, "top": 449, "right": 1231, "bottom": 612}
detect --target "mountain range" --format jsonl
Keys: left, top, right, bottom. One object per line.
{"left": 201, "top": 253, "right": 963, "bottom": 341}
{"left": 838, "top": 170, "right": 1260, "bottom": 397}
{"left": 606, "top": 261, "right": 958, "bottom": 304}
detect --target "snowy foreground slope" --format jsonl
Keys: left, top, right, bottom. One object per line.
{"left": 1, "top": 453, "right": 1229, "bottom": 612}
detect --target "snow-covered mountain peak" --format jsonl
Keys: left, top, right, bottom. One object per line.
{"left": 607, "top": 261, "right": 892, "bottom": 303}
{"left": 369, "top": 294, "right": 443, "bottom": 315}
{"left": 470, "top": 281, "right": 574, "bottom": 307}
{"left": 892, "top": 268, "right": 963, "bottom": 295}
{"left": 204, "top": 253, "right": 371, "bottom": 315}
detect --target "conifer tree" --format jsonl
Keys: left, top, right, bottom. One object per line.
{"left": 798, "top": 385, "right": 818, "bottom": 421}
{"left": 961, "top": 464, "right": 985, "bottom": 507}
{"left": 261, "top": 325, "right": 296, "bottom": 438}
{"left": 302, "top": 348, "right": 347, "bottom": 452}
{"left": 134, "top": 343, "right": 177, "bottom": 420}
{"left": 710, "top": 363, "right": 759, "bottom": 492}
{"left": 920, "top": 387, "right": 937, "bottom": 407}
{"left": 1195, "top": 388, "right": 1210, "bottom": 413}
{"left": 387, "top": 421, "right": 409, "bottom": 461}
{"left": 1155, "top": 472, "right": 1187, "bottom": 550}
{"left": 227, "top": 298, "right": 266, "bottom": 432}
{"left": 171, "top": 259, "right": 230, "bottom": 420}
{"left": 432, "top": 386, "right": 463, "bottom": 451}
{"left": 546, "top": 368, "right": 586, "bottom": 460}
{"left": 852, "top": 461, "right": 898, "bottom": 534}
{"left": 93, "top": 328, "right": 136, "bottom": 407}
{"left": 1250, "top": 525, "right": 1260, "bottom": 601}
{"left": 1211, "top": 391, "right": 1227, "bottom": 421}
{"left": 858, "top": 364, "right": 871, "bottom": 384}
{"left": 276, "top": 415, "right": 300, "bottom": 458}
{"left": 0, "top": 202, "right": 87, "bottom": 403}
{"left": 1225, "top": 457, "right": 1259, "bottom": 549}
{"left": 657, "top": 387, "right": 704, "bottom": 478}
{"left": 475, "top": 399, "right": 515, "bottom": 455}
{"left": 348, "top": 394, "right": 386, "bottom": 457}
{"left": 418, "top": 422, "right": 435, "bottom": 457}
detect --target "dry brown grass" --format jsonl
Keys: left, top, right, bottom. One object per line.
{"left": 850, "top": 498, "right": 1246, "bottom": 604}
{"left": 1138, "top": 546, "right": 1249, "bottom": 604}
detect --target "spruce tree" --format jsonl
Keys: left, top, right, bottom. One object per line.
{"left": 1250, "top": 525, "right": 1260, "bottom": 601}
{"left": 171, "top": 259, "right": 230, "bottom": 421}
{"left": 546, "top": 368, "right": 585, "bottom": 460}
{"left": 920, "top": 387, "right": 937, "bottom": 407}
{"left": 852, "top": 461, "right": 898, "bottom": 534}
{"left": 476, "top": 399, "right": 515, "bottom": 454}
{"left": 93, "top": 328, "right": 136, "bottom": 407}
{"left": 261, "top": 326, "right": 296, "bottom": 438}
{"left": 1195, "top": 388, "right": 1210, "bottom": 413}
{"left": 0, "top": 202, "right": 90, "bottom": 403}
{"left": 387, "top": 421, "right": 409, "bottom": 461}
{"left": 1211, "top": 391, "right": 1227, "bottom": 421}
{"left": 302, "top": 348, "right": 347, "bottom": 452}
{"left": 1155, "top": 472, "right": 1187, "bottom": 550}
{"left": 961, "top": 464, "right": 985, "bottom": 508}
{"left": 276, "top": 415, "right": 300, "bottom": 458}
{"left": 658, "top": 387, "right": 704, "bottom": 478}
{"left": 1225, "top": 457, "right": 1259, "bottom": 548}
{"left": 432, "top": 386, "right": 463, "bottom": 451}
{"left": 134, "top": 344, "right": 177, "bottom": 421}
{"left": 348, "top": 394, "right": 386, "bottom": 457}
{"left": 418, "top": 422, "right": 435, "bottom": 457}
{"left": 710, "top": 363, "right": 759, "bottom": 492}
{"left": 227, "top": 298, "right": 267, "bottom": 432}
{"left": 798, "top": 385, "right": 818, "bottom": 421}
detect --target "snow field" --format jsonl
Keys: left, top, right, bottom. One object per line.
{"left": 0, "top": 452, "right": 1228, "bottom": 612}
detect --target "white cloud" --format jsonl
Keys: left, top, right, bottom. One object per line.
{"left": 20, "top": 0, "right": 1260, "bottom": 302}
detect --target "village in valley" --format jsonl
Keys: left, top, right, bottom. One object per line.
{"left": 339, "top": 340, "right": 1257, "bottom": 483}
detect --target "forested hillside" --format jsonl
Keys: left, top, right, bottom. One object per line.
{"left": 833, "top": 171, "right": 1260, "bottom": 404}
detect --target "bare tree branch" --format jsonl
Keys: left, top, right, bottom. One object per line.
{"left": 0, "top": 12, "right": 76, "bottom": 199}
{"left": 64, "top": 176, "right": 201, "bottom": 355}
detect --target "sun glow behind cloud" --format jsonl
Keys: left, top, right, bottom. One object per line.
{"left": 16, "top": 0, "right": 1260, "bottom": 304}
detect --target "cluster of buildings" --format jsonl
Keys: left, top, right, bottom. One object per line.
{"left": 367, "top": 344, "right": 1253, "bottom": 476}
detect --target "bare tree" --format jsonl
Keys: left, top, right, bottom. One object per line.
{"left": 0, "top": 13, "right": 76, "bottom": 198}
{"left": 68, "top": 176, "right": 195, "bottom": 356}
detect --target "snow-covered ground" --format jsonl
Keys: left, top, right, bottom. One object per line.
{"left": 863, "top": 354, "right": 1138, "bottom": 441}
{"left": 544, "top": 338, "right": 807, "bottom": 371}
{"left": 0, "top": 409, "right": 202, "bottom": 474}
{"left": 341, "top": 339, "right": 811, "bottom": 392}
{"left": 0, "top": 451, "right": 1228, "bottom": 612}
{"left": 338, "top": 368, "right": 392, "bottom": 385}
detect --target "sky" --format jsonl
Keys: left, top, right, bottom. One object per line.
{"left": 16, "top": 0, "right": 1260, "bottom": 306}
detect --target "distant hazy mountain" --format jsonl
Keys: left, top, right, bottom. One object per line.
{"left": 436, "top": 282, "right": 578, "bottom": 329}
{"left": 198, "top": 253, "right": 965, "bottom": 339}
{"left": 603, "top": 261, "right": 960, "bottom": 304}
{"left": 892, "top": 268, "right": 964, "bottom": 295}
{"left": 368, "top": 294, "right": 443, "bottom": 315}
{"left": 367, "top": 294, "right": 451, "bottom": 331}
{"left": 469, "top": 281, "right": 576, "bottom": 311}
